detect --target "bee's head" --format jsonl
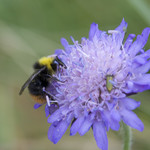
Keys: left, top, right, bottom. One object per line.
{"left": 34, "top": 56, "right": 67, "bottom": 73}
{"left": 51, "top": 56, "right": 67, "bottom": 72}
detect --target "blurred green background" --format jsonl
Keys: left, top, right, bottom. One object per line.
{"left": 0, "top": 0, "right": 150, "bottom": 150}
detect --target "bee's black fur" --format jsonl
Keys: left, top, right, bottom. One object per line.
{"left": 19, "top": 56, "right": 66, "bottom": 103}
{"left": 28, "top": 69, "right": 49, "bottom": 97}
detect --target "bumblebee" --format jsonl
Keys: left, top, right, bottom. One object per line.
{"left": 19, "top": 55, "right": 66, "bottom": 104}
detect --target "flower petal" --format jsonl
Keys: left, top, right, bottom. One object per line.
{"left": 93, "top": 121, "right": 108, "bottom": 150}
{"left": 133, "top": 49, "right": 150, "bottom": 65}
{"left": 89, "top": 23, "right": 98, "bottom": 40}
{"left": 134, "top": 60, "right": 150, "bottom": 74}
{"left": 55, "top": 49, "right": 64, "bottom": 55}
{"left": 50, "top": 113, "right": 74, "bottom": 144}
{"left": 120, "top": 97, "right": 141, "bottom": 110}
{"left": 115, "top": 18, "right": 128, "bottom": 33}
{"left": 128, "top": 27, "right": 150, "bottom": 56}
{"left": 47, "top": 109, "right": 62, "bottom": 123}
{"left": 61, "top": 38, "right": 71, "bottom": 53}
{"left": 110, "top": 110, "right": 120, "bottom": 131}
{"left": 111, "top": 109, "right": 121, "bottom": 122}
{"left": 113, "top": 19, "right": 128, "bottom": 45}
{"left": 51, "top": 120, "right": 70, "bottom": 144}
{"left": 61, "top": 38, "right": 69, "bottom": 48}
{"left": 45, "top": 105, "right": 49, "bottom": 117}
{"left": 48, "top": 124, "right": 56, "bottom": 142}
{"left": 133, "top": 56, "right": 147, "bottom": 65}
{"left": 102, "top": 110, "right": 120, "bottom": 131}
{"left": 133, "top": 74, "right": 150, "bottom": 85}
{"left": 78, "top": 116, "right": 93, "bottom": 136}
{"left": 120, "top": 109, "right": 144, "bottom": 131}
{"left": 124, "top": 34, "right": 136, "bottom": 50}
{"left": 34, "top": 103, "right": 42, "bottom": 109}
{"left": 132, "top": 84, "right": 150, "bottom": 92}
{"left": 70, "top": 116, "right": 85, "bottom": 136}
{"left": 45, "top": 104, "right": 59, "bottom": 117}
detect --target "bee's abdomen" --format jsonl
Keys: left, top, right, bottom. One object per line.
{"left": 30, "top": 94, "right": 46, "bottom": 104}
{"left": 28, "top": 76, "right": 49, "bottom": 103}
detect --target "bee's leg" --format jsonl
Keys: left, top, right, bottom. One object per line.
{"left": 42, "top": 87, "right": 58, "bottom": 100}
{"left": 43, "top": 74, "right": 65, "bottom": 83}
{"left": 42, "top": 74, "right": 53, "bottom": 79}
{"left": 55, "top": 56, "right": 67, "bottom": 69}
{"left": 52, "top": 76, "right": 66, "bottom": 83}
{"left": 45, "top": 95, "right": 58, "bottom": 107}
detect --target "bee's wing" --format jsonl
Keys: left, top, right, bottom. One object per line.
{"left": 19, "top": 66, "right": 46, "bottom": 95}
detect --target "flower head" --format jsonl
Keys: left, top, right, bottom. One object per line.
{"left": 43, "top": 19, "right": 150, "bottom": 150}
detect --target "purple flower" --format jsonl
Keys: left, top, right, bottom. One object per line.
{"left": 45, "top": 19, "right": 150, "bottom": 150}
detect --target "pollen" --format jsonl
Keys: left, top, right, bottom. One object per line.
{"left": 39, "top": 57, "right": 54, "bottom": 70}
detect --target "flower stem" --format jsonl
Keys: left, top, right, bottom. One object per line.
{"left": 122, "top": 122, "right": 132, "bottom": 150}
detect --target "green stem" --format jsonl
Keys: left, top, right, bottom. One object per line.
{"left": 122, "top": 122, "right": 132, "bottom": 150}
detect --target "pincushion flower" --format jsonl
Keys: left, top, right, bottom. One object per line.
{"left": 41, "top": 19, "right": 150, "bottom": 150}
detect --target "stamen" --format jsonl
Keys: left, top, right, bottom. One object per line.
{"left": 108, "top": 30, "right": 120, "bottom": 34}
{"left": 70, "top": 36, "right": 75, "bottom": 43}
{"left": 76, "top": 48, "right": 90, "bottom": 58}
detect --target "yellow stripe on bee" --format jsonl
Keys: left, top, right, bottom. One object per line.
{"left": 106, "top": 75, "right": 113, "bottom": 92}
{"left": 39, "top": 57, "right": 54, "bottom": 71}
